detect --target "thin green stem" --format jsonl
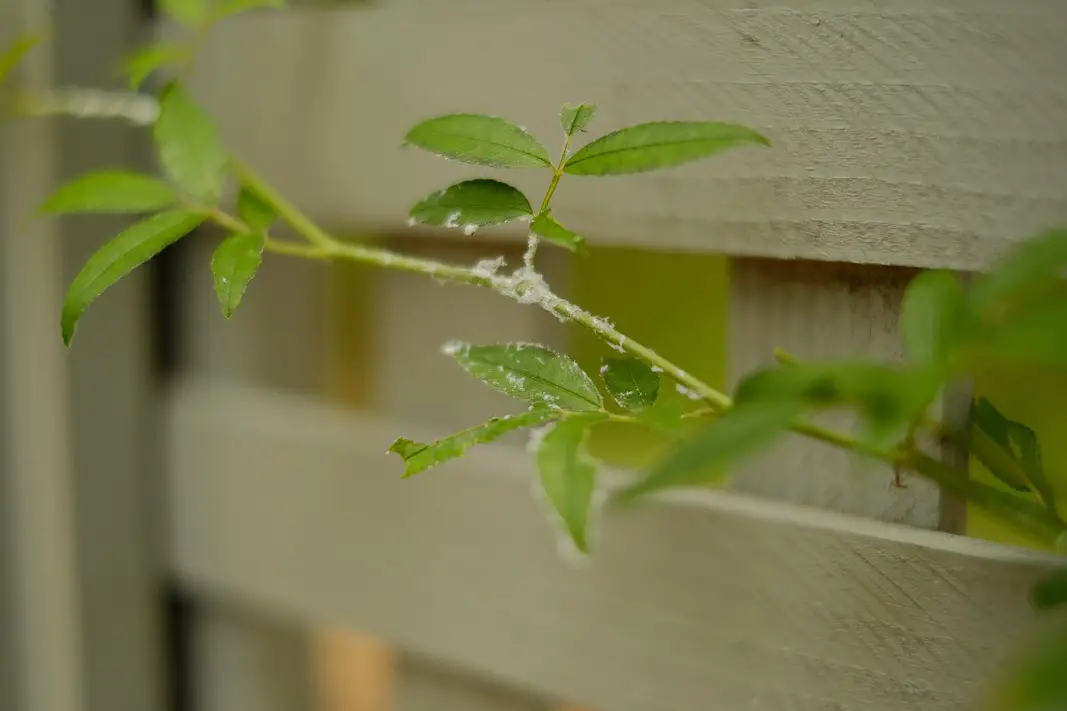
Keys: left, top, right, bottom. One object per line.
{"left": 909, "top": 452, "right": 1066, "bottom": 544}
{"left": 606, "top": 409, "right": 716, "bottom": 426}
{"left": 537, "top": 134, "right": 572, "bottom": 215}
{"left": 525, "top": 135, "right": 573, "bottom": 268}
{"left": 229, "top": 158, "right": 334, "bottom": 249}
{"left": 542, "top": 296, "right": 732, "bottom": 411}
{"left": 19, "top": 84, "right": 1065, "bottom": 543}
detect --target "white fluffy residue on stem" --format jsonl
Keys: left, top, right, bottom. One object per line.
{"left": 523, "top": 232, "right": 539, "bottom": 270}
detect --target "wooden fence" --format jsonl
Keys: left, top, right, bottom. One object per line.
{"left": 4, "top": 2, "right": 1067, "bottom": 711}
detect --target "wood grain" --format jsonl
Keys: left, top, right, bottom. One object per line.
{"left": 165, "top": 380, "right": 1061, "bottom": 711}
{"left": 727, "top": 258, "right": 943, "bottom": 527}
{"left": 187, "top": 1, "right": 1067, "bottom": 270}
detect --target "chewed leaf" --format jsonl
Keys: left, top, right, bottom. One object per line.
{"left": 122, "top": 42, "right": 190, "bottom": 89}
{"left": 211, "top": 231, "right": 265, "bottom": 318}
{"left": 534, "top": 413, "right": 608, "bottom": 554}
{"left": 899, "top": 269, "right": 973, "bottom": 367}
{"left": 1008, "top": 421, "right": 1056, "bottom": 507}
{"left": 39, "top": 169, "right": 177, "bottom": 215}
{"left": 154, "top": 82, "right": 228, "bottom": 204}
{"left": 970, "top": 397, "right": 1057, "bottom": 500}
{"left": 560, "top": 103, "right": 597, "bottom": 136}
{"left": 601, "top": 356, "right": 659, "bottom": 412}
{"left": 409, "top": 179, "right": 532, "bottom": 231}
{"left": 615, "top": 402, "right": 800, "bottom": 503}
{"left": 970, "top": 397, "right": 1034, "bottom": 492}
{"left": 530, "top": 214, "right": 586, "bottom": 253}
{"left": 563, "top": 121, "right": 769, "bottom": 176}
{"left": 404, "top": 114, "right": 552, "bottom": 169}
{"left": 389, "top": 408, "right": 558, "bottom": 478}
{"left": 236, "top": 185, "right": 276, "bottom": 231}
{"left": 446, "top": 341, "right": 603, "bottom": 411}
{"left": 63, "top": 210, "right": 204, "bottom": 345}
{"left": 0, "top": 31, "right": 44, "bottom": 84}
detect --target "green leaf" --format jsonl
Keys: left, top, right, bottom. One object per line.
{"left": 616, "top": 402, "right": 800, "bottom": 503}
{"left": 970, "top": 397, "right": 1029, "bottom": 491}
{"left": 534, "top": 412, "right": 608, "bottom": 553}
{"left": 0, "top": 31, "right": 43, "bottom": 84}
{"left": 409, "top": 179, "right": 532, "bottom": 231}
{"left": 122, "top": 42, "right": 190, "bottom": 89}
{"left": 971, "top": 227, "right": 1067, "bottom": 315}
{"left": 601, "top": 356, "right": 659, "bottom": 412}
{"left": 445, "top": 341, "right": 603, "bottom": 411}
{"left": 972, "top": 397, "right": 1012, "bottom": 450}
{"left": 211, "top": 231, "right": 264, "bottom": 318}
{"left": 403, "top": 114, "right": 552, "bottom": 169}
{"left": 389, "top": 408, "right": 558, "bottom": 478}
{"left": 236, "top": 185, "right": 276, "bottom": 231}
{"left": 560, "top": 103, "right": 597, "bottom": 136}
{"left": 1032, "top": 569, "right": 1067, "bottom": 610}
{"left": 159, "top": 0, "right": 210, "bottom": 27}
{"left": 983, "top": 298, "right": 1067, "bottom": 368}
{"left": 62, "top": 210, "right": 204, "bottom": 345}
{"left": 899, "top": 270, "right": 972, "bottom": 367}
{"left": 969, "top": 397, "right": 1056, "bottom": 499}
{"left": 1008, "top": 421, "right": 1056, "bottom": 507}
{"left": 734, "top": 361, "right": 939, "bottom": 439}
{"left": 530, "top": 214, "right": 586, "bottom": 253}
{"left": 38, "top": 170, "right": 178, "bottom": 215}
{"left": 153, "top": 81, "right": 227, "bottom": 204}
{"left": 636, "top": 394, "right": 690, "bottom": 435}
{"left": 986, "top": 615, "right": 1067, "bottom": 711}
{"left": 563, "top": 121, "right": 769, "bottom": 176}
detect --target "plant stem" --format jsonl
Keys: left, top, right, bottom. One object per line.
{"left": 46, "top": 84, "right": 1059, "bottom": 543}
{"left": 228, "top": 158, "right": 335, "bottom": 249}
{"left": 537, "top": 135, "right": 572, "bottom": 215}
{"left": 525, "top": 134, "right": 573, "bottom": 268}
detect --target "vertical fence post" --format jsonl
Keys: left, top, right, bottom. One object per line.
{"left": 0, "top": 1, "right": 85, "bottom": 710}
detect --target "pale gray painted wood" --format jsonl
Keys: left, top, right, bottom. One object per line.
{"left": 0, "top": 1, "right": 85, "bottom": 709}
{"left": 165, "top": 380, "right": 1061, "bottom": 711}
{"left": 192, "top": 603, "right": 314, "bottom": 711}
{"left": 177, "top": 229, "right": 327, "bottom": 392}
{"left": 727, "top": 259, "right": 944, "bottom": 527}
{"left": 393, "top": 656, "right": 548, "bottom": 711}
{"left": 374, "top": 243, "right": 568, "bottom": 711}
{"left": 51, "top": 1, "right": 169, "bottom": 709}
{"left": 189, "top": 1, "right": 1067, "bottom": 270}
{"left": 175, "top": 227, "right": 326, "bottom": 710}
{"left": 374, "top": 241, "right": 570, "bottom": 427}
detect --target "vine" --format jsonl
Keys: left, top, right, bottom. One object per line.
{"left": 3, "top": 1, "right": 1066, "bottom": 706}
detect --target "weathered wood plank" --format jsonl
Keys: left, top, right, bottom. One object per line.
{"left": 372, "top": 240, "right": 567, "bottom": 711}
{"left": 1, "top": 2, "right": 84, "bottom": 710}
{"left": 192, "top": 603, "right": 314, "bottom": 711}
{"left": 727, "top": 259, "right": 944, "bottom": 526}
{"left": 188, "top": 1, "right": 1067, "bottom": 270}
{"left": 393, "top": 657, "right": 549, "bottom": 711}
{"left": 165, "top": 380, "right": 1060, "bottom": 711}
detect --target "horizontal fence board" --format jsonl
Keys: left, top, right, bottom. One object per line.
{"left": 165, "top": 380, "right": 1061, "bottom": 711}
{"left": 186, "top": 1, "right": 1067, "bottom": 269}
{"left": 727, "top": 259, "right": 943, "bottom": 527}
